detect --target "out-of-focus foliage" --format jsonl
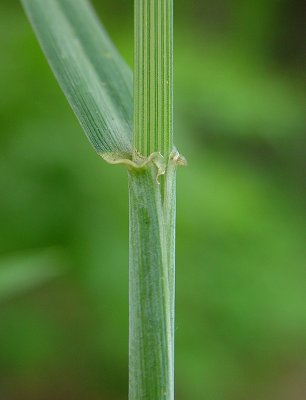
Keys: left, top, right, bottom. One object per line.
{"left": 0, "top": 248, "right": 64, "bottom": 302}
{"left": 0, "top": 0, "right": 305, "bottom": 399}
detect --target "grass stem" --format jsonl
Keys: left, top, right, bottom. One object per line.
{"left": 134, "top": 0, "right": 173, "bottom": 158}
{"left": 130, "top": 1, "right": 175, "bottom": 398}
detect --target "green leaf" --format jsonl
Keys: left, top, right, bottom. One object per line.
{"left": 21, "top": 0, "right": 133, "bottom": 159}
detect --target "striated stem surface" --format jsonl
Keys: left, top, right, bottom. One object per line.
{"left": 130, "top": 0, "right": 175, "bottom": 398}
{"left": 134, "top": 0, "right": 173, "bottom": 158}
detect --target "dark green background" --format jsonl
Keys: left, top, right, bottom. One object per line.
{"left": 0, "top": 0, "right": 305, "bottom": 399}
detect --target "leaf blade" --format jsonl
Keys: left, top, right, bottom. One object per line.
{"left": 21, "top": 0, "right": 133, "bottom": 158}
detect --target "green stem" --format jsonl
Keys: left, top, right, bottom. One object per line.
{"left": 134, "top": 0, "right": 173, "bottom": 157}
{"left": 130, "top": 0, "right": 175, "bottom": 398}
{"left": 128, "top": 166, "right": 174, "bottom": 399}
{"left": 164, "top": 160, "right": 176, "bottom": 346}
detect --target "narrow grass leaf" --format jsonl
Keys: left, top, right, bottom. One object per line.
{"left": 21, "top": 0, "right": 133, "bottom": 159}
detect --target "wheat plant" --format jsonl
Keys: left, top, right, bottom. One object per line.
{"left": 20, "top": 0, "right": 185, "bottom": 398}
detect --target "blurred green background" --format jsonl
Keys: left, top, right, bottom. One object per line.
{"left": 0, "top": 0, "right": 305, "bottom": 399}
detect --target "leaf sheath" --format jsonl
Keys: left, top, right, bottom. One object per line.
{"left": 128, "top": 165, "right": 175, "bottom": 399}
